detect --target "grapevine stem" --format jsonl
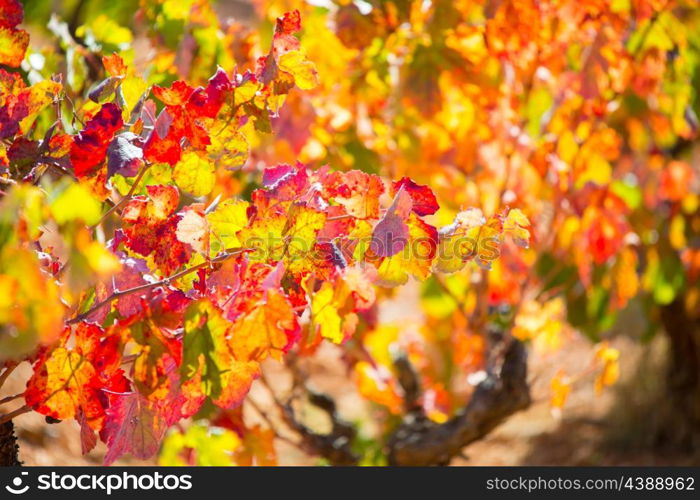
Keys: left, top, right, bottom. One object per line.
{"left": 66, "top": 247, "right": 252, "bottom": 324}
{"left": 0, "top": 363, "right": 18, "bottom": 391}
{"left": 258, "top": 370, "right": 285, "bottom": 409}
{"left": 43, "top": 159, "right": 78, "bottom": 181}
{"left": 325, "top": 214, "right": 354, "bottom": 222}
{"left": 120, "top": 354, "right": 138, "bottom": 365}
{"left": 0, "top": 405, "right": 31, "bottom": 425}
{"left": 0, "top": 394, "right": 23, "bottom": 407}
{"left": 247, "top": 397, "right": 303, "bottom": 449}
{"left": 90, "top": 163, "right": 150, "bottom": 230}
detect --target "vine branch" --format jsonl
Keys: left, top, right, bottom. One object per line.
{"left": 0, "top": 405, "right": 31, "bottom": 426}
{"left": 90, "top": 163, "right": 151, "bottom": 230}
{"left": 387, "top": 337, "right": 530, "bottom": 465}
{"left": 0, "top": 394, "right": 24, "bottom": 407}
{"left": 67, "top": 247, "right": 252, "bottom": 324}
{"left": 0, "top": 363, "right": 18, "bottom": 391}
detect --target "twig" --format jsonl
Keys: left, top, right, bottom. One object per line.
{"left": 120, "top": 354, "right": 138, "bottom": 365}
{"left": 63, "top": 94, "right": 85, "bottom": 128}
{"left": 91, "top": 163, "right": 150, "bottom": 230}
{"left": 67, "top": 248, "right": 252, "bottom": 324}
{"left": 68, "top": 0, "right": 87, "bottom": 37}
{"left": 246, "top": 397, "right": 302, "bottom": 449}
{"left": 257, "top": 370, "right": 301, "bottom": 434}
{"left": 258, "top": 370, "right": 286, "bottom": 409}
{"left": 42, "top": 159, "right": 77, "bottom": 181}
{"left": 0, "top": 405, "right": 31, "bottom": 425}
{"left": 0, "top": 394, "right": 23, "bottom": 406}
{"left": 0, "top": 362, "right": 18, "bottom": 390}
{"left": 281, "top": 388, "right": 359, "bottom": 465}
{"left": 325, "top": 214, "right": 354, "bottom": 222}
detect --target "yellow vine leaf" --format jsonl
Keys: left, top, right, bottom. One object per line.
{"left": 278, "top": 50, "right": 319, "bottom": 90}
{"left": 206, "top": 199, "right": 249, "bottom": 253}
{"left": 173, "top": 152, "right": 216, "bottom": 197}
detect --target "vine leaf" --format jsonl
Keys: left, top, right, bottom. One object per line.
{"left": 181, "top": 300, "right": 260, "bottom": 409}
{"left": 0, "top": 0, "right": 29, "bottom": 67}
{"left": 70, "top": 103, "right": 124, "bottom": 178}
{"left": 231, "top": 289, "right": 300, "bottom": 362}
{"left": 101, "top": 390, "right": 166, "bottom": 466}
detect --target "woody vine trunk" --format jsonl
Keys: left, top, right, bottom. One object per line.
{"left": 658, "top": 298, "right": 700, "bottom": 453}
{"left": 0, "top": 421, "right": 21, "bottom": 466}
{"left": 387, "top": 337, "right": 531, "bottom": 466}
